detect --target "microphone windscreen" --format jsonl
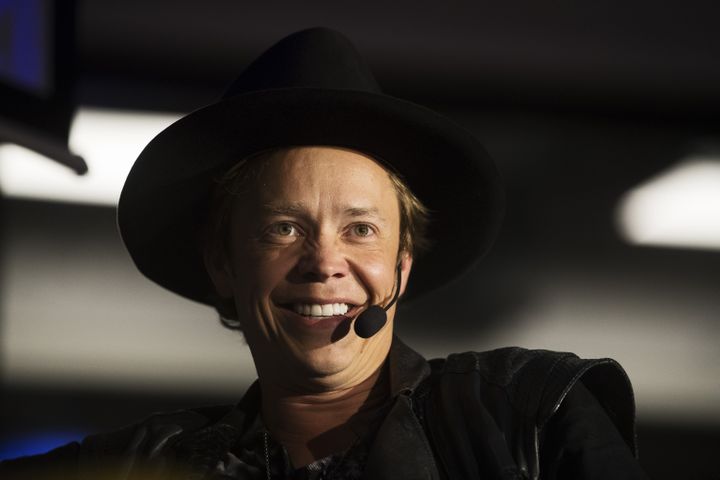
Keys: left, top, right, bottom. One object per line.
{"left": 354, "top": 306, "right": 387, "bottom": 338}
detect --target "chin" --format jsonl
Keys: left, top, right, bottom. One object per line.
{"left": 289, "top": 334, "right": 361, "bottom": 378}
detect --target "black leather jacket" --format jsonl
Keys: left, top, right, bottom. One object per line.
{"left": 1, "top": 337, "right": 647, "bottom": 479}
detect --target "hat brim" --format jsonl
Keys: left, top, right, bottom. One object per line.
{"left": 118, "top": 87, "right": 503, "bottom": 305}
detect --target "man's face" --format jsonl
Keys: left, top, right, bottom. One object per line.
{"left": 207, "top": 146, "right": 412, "bottom": 390}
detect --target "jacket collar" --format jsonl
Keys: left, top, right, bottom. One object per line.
{"left": 388, "top": 335, "right": 432, "bottom": 397}
{"left": 364, "top": 337, "right": 441, "bottom": 479}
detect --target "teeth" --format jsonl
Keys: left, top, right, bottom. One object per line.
{"left": 293, "top": 303, "right": 350, "bottom": 317}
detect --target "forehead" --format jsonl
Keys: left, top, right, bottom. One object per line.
{"left": 247, "top": 146, "right": 399, "bottom": 215}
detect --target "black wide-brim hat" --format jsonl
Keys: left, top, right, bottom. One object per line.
{"left": 118, "top": 27, "right": 503, "bottom": 306}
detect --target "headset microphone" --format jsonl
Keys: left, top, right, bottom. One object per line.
{"left": 354, "top": 264, "right": 402, "bottom": 338}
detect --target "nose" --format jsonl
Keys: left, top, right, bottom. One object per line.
{"left": 293, "top": 234, "right": 349, "bottom": 282}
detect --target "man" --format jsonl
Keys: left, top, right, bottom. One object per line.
{"left": 1, "top": 28, "right": 648, "bottom": 479}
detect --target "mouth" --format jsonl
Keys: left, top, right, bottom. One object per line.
{"left": 277, "top": 301, "right": 363, "bottom": 328}
{"left": 290, "top": 302, "right": 354, "bottom": 317}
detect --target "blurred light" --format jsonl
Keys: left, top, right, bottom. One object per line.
{"left": 617, "top": 155, "right": 720, "bottom": 250}
{"left": 0, "top": 107, "right": 181, "bottom": 205}
{"left": 0, "top": 431, "right": 86, "bottom": 460}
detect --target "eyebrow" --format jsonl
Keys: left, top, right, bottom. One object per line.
{"left": 261, "top": 203, "right": 305, "bottom": 216}
{"left": 345, "top": 207, "right": 385, "bottom": 220}
{"left": 261, "top": 203, "right": 387, "bottom": 222}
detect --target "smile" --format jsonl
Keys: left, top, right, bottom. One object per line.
{"left": 292, "top": 303, "right": 351, "bottom": 317}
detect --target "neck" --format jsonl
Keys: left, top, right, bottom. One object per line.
{"left": 260, "top": 364, "right": 389, "bottom": 468}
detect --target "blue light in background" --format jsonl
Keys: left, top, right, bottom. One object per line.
{"left": 0, "top": 0, "right": 50, "bottom": 95}
{"left": 0, "top": 431, "right": 86, "bottom": 460}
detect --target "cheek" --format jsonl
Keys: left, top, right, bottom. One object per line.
{"left": 229, "top": 246, "right": 295, "bottom": 300}
{"left": 351, "top": 250, "right": 399, "bottom": 298}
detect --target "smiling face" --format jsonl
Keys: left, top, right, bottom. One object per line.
{"left": 206, "top": 146, "right": 413, "bottom": 392}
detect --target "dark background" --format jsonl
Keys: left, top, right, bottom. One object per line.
{"left": 2, "top": 1, "right": 720, "bottom": 478}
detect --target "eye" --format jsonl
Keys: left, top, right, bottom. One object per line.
{"left": 349, "top": 223, "right": 375, "bottom": 238}
{"left": 266, "top": 222, "right": 302, "bottom": 240}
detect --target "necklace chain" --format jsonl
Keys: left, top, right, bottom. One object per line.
{"left": 263, "top": 429, "right": 357, "bottom": 480}
{"left": 264, "top": 431, "right": 271, "bottom": 480}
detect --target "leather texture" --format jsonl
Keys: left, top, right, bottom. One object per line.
{"left": 414, "top": 347, "right": 638, "bottom": 480}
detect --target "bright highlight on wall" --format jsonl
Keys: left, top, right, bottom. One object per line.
{"left": 617, "top": 155, "right": 720, "bottom": 251}
{"left": 0, "top": 108, "right": 181, "bottom": 205}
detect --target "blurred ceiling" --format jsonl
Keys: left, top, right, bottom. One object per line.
{"left": 76, "top": 0, "right": 720, "bottom": 117}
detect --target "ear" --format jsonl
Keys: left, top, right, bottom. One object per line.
{"left": 203, "top": 246, "right": 235, "bottom": 298}
{"left": 398, "top": 251, "right": 414, "bottom": 297}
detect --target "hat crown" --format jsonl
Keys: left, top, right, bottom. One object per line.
{"left": 222, "top": 27, "right": 382, "bottom": 99}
